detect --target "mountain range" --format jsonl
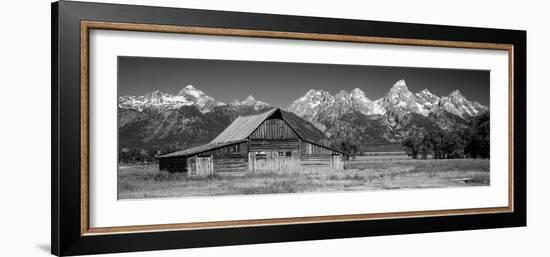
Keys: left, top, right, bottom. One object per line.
{"left": 118, "top": 81, "right": 488, "bottom": 151}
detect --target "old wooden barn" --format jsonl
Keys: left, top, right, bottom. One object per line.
{"left": 157, "top": 108, "right": 344, "bottom": 175}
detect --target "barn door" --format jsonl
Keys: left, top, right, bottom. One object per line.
{"left": 251, "top": 151, "right": 299, "bottom": 173}
{"left": 248, "top": 152, "right": 255, "bottom": 173}
{"left": 196, "top": 156, "right": 213, "bottom": 176}
{"left": 332, "top": 155, "right": 341, "bottom": 169}
{"left": 254, "top": 152, "right": 268, "bottom": 172}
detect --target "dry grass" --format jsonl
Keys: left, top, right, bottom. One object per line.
{"left": 118, "top": 158, "right": 490, "bottom": 199}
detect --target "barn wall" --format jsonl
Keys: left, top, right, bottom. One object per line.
{"left": 201, "top": 142, "right": 248, "bottom": 157}
{"left": 159, "top": 157, "right": 188, "bottom": 172}
{"left": 301, "top": 154, "right": 344, "bottom": 170}
{"left": 301, "top": 154, "right": 333, "bottom": 169}
{"left": 161, "top": 142, "right": 249, "bottom": 175}
{"left": 199, "top": 142, "right": 248, "bottom": 173}
{"left": 301, "top": 141, "right": 339, "bottom": 155}
{"left": 300, "top": 141, "right": 344, "bottom": 170}
{"left": 249, "top": 118, "right": 298, "bottom": 140}
{"left": 247, "top": 133, "right": 301, "bottom": 172}
{"left": 188, "top": 157, "right": 196, "bottom": 175}
{"left": 333, "top": 154, "right": 344, "bottom": 170}
{"left": 195, "top": 156, "right": 214, "bottom": 176}
{"left": 249, "top": 151, "right": 301, "bottom": 173}
{"left": 248, "top": 139, "right": 300, "bottom": 152}
{"left": 213, "top": 156, "right": 248, "bottom": 173}
{"left": 187, "top": 154, "right": 248, "bottom": 174}
{"left": 159, "top": 158, "right": 168, "bottom": 171}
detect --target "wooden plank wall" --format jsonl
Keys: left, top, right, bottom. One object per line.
{"left": 159, "top": 157, "right": 188, "bottom": 172}
{"left": 301, "top": 154, "right": 333, "bottom": 169}
{"left": 302, "top": 141, "right": 338, "bottom": 155}
{"left": 201, "top": 142, "right": 248, "bottom": 157}
{"left": 249, "top": 118, "right": 298, "bottom": 140}
{"left": 187, "top": 157, "right": 196, "bottom": 175}
{"left": 300, "top": 141, "right": 345, "bottom": 170}
{"left": 332, "top": 155, "right": 344, "bottom": 170}
{"left": 249, "top": 139, "right": 299, "bottom": 152}
{"left": 249, "top": 151, "right": 301, "bottom": 173}
{"left": 159, "top": 158, "right": 168, "bottom": 171}
{"left": 213, "top": 156, "right": 248, "bottom": 173}
{"left": 196, "top": 156, "right": 214, "bottom": 176}
{"left": 201, "top": 142, "right": 249, "bottom": 173}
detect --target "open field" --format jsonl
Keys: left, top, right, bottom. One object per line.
{"left": 359, "top": 151, "right": 410, "bottom": 161}
{"left": 118, "top": 158, "right": 489, "bottom": 199}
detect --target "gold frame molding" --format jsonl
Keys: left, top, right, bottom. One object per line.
{"left": 80, "top": 20, "right": 514, "bottom": 236}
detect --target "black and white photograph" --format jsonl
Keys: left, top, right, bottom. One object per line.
{"left": 117, "top": 57, "right": 490, "bottom": 199}
{"left": 1, "top": 0, "right": 539, "bottom": 256}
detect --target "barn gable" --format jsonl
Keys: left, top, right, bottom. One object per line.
{"left": 210, "top": 108, "right": 278, "bottom": 144}
{"left": 249, "top": 117, "right": 299, "bottom": 140}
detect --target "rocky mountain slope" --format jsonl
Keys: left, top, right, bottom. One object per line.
{"left": 118, "top": 86, "right": 325, "bottom": 150}
{"left": 119, "top": 80, "right": 488, "bottom": 152}
{"left": 287, "top": 79, "right": 487, "bottom": 146}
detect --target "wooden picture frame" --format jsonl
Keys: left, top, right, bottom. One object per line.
{"left": 52, "top": 1, "right": 526, "bottom": 256}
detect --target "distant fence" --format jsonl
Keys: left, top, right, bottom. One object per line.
{"left": 355, "top": 151, "right": 410, "bottom": 161}
{"left": 362, "top": 143, "right": 404, "bottom": 153}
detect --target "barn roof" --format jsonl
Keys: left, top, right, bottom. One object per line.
{"left": 210, "top": 108, "right": 279, "bottom": 144}
{"left": 157, "top": 108, "right": 344, "bottom": 158}
{"left": 157, "top": 140, "right": 245, "bottom": 158}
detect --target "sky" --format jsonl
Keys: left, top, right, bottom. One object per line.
{"left": 118, "top": 56, "right": 490, "bottom": 107}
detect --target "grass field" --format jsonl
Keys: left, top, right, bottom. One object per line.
{"left": 118, "top": 157, "right": 490, "bottom": 199}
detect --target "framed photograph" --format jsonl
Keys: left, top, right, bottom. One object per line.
{"left": 52, "top": 1, "right": 526, "bottom": 256}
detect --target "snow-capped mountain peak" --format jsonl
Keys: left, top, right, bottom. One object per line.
{"left": 332, "top": 88, "right": 377, "bottom": 115}
{"left": 418, "top": 88, "right": 433, "bottom": 96}
{"left": 304, "top": 89, "right": 333, "bottom": 99}
{"left": 392, "top": 79, "right": 408, "bottom": 89}
{"left": 177, "top": 85, "right": 205, "bottom": 98}
{"left": 243, "top": 94, "right": 256, "bottom": 103}
{"left": 379, "top": 79, "right": 430, "bottom": 122}
{"left": 143, "top": 90, "right": 171, "bottom": 103}
{"left": 288, "top": 87, "right": 383, "bottom": 131}
{"left": 149, "top": 89, "right": 163, "bottom": 96}
{"left": 350, "top": 88, "right": 371, "bottom": 101}
{"left": 385, "top": 80, "right": 414, "bottom": 103}
{"left": 438, "top": 89, "right": 486, "bottom": 118}
{"left": 119, "top": 85, "right": 225, "bottom": 113}
{"left": 334, "top": 90, "right": 350, "bottom": 101}
{"left": 448, "top": 89, "right": 464, "bottom": 99}
{"left": 416, "top": 88, "right": 439, "bottom": 101}
{"left": 297, "top": 89, "right": 334, "bottom": 108}
{"left": 384, "top": 80, "right": 413, "bottom": 101}
{"left": 230, "top": 94, "right": 271, "bottom": 110}
{"left": 287, "top": 79, "right": 489, "bottom": 131}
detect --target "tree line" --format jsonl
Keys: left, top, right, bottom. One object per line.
{"left": 402, "top": 112, "right": 490, "bottom": 159}
{"left": 119, "top": 144, "right": 181, "bottom": 164}
{"left": 328, "top": 138, "right": 360, "bottom": 161}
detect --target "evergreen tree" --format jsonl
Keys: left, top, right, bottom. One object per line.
{"left": 401, "top": 112, "right": 489, "bottom": 160}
